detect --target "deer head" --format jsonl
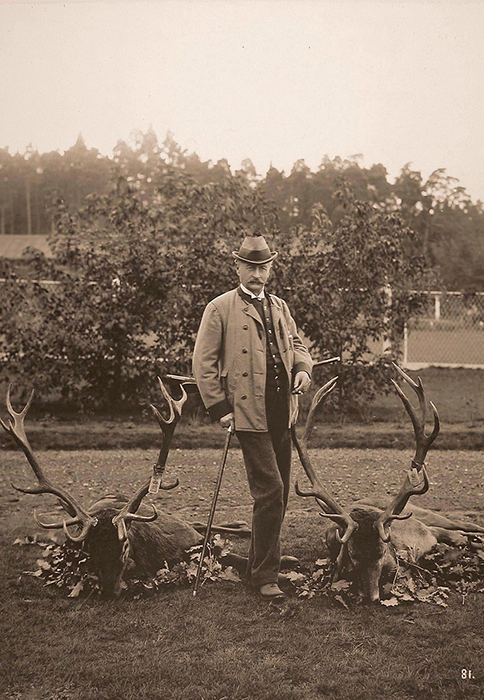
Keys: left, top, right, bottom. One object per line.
{"left": 293, "top": 364, "right": 440, "bottom": 602}
{"left": 1, "top": 377, "right": 188, "bottom": 598}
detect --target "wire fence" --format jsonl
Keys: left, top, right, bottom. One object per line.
{"left": 2, "top": 277, "right": 483, "bottom": 369}
{"left": 403, "top": 291, "right": 484, "bottom": 369}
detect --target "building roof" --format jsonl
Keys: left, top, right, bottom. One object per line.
{"left": 0, "top": 235, "right": 53, "bottom": 259}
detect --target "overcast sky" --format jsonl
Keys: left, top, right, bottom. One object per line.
{"left": 1, "top": 0, "right": 483, "bottom": 200}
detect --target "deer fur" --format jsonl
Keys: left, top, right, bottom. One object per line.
{"left": 293, "top": 367, "right": 484, "bottom": 603}
{"left": 1, "top": 380, "right": 250, "bottom": 598}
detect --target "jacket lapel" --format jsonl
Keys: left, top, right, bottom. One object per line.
{"left": 242, "top": 303, "right": 264, "bottom": 327}
{"left": 237, "top": 288, "right": 264, "bottom": 327}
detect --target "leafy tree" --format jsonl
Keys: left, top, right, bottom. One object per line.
{"left": 0, "top": 167, "right": 434, "bottom": 418}
{"left": 394, "top": 165, "right": 484, "bottom": 290}
{"left": 0, "top": 147, "right": 16, "bottom": 235}
{"left": 0, "top": 170, "right": 278, "bottom": 411}
{"left": 0, "top": 147, "right": 40, "bottom": 235}
{"left": 0, "top": 139, "right": 111, "bottom": 236}
{"left": 3, "top": 128, "right": 484, "bottom": 417}
{"left": 3, "top": 127, "right": 484, "bottom": 293}
{"left": 273, "top": 179, "right": 433, "bottom": 419}
{"left": 260, "top": 155, "right": 395, "bottom": 233}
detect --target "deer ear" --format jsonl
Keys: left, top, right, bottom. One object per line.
{"left": 375, "top": 520, "right": 391, "bottom": 543}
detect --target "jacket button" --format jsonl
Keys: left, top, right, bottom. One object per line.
{"left": 243, "top": 371, "right": 248, "bottom": 377}
{"left": 242, "top": 348, "right": 248, "bottom": 353}
{"left": 241, "top": 395, "right": 247, "bottom": 400}
{"left": 243, "top": 324, "right": 248, "bottom": 330}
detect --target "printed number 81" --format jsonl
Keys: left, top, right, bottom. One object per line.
{"left": 461, "top": 669, "right": 473, "bottom": 680}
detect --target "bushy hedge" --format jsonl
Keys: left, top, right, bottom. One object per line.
{"left": 0, "top": 171, "right": 431, "bottom": 415}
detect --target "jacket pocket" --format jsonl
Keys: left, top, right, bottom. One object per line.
{"left": 220, "top": 368, "right": 237, "bottom": 393}
{"left": 220, "top": 369, "right": 229, "bottom": 395}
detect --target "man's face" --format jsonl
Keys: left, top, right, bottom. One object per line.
{"left": 235, "top": 260, "right": 272, "bottom": 295}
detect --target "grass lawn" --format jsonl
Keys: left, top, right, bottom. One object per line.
{"left": 1, "top": 446, "right": 484, "bottom": 700}
{"left": 2, "top": 367, "right": 484, "bottom": 452}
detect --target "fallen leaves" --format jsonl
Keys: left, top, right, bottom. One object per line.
{"left": 284, "top": 533, "right": 484, "bottom": 608}
{"left": 18, "top": 532, "right": 240, "bottom": 599}
{"left": 13, "top": 530, "right": 484, "bottom": 607}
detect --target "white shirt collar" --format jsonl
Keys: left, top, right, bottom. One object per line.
{"left": 240, "top": 284, "right": 265, "bottom": 301}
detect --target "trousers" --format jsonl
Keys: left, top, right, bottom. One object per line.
{"left": 236, "top": 384, "right": 291, "bottom": 587}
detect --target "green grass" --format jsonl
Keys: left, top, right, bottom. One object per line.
{"left": 1, "top": 447, "right": 484, "bottom": 700}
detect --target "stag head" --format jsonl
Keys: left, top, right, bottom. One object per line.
{"left": 293, "top": 364, "right": 440, "bottom": 602}
{"left": 1, "top": 377, "right": 188, "bottom": 598}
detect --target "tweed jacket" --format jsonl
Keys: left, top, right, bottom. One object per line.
{"left": 192, "top": 288, "right": 313, "bottom": 431}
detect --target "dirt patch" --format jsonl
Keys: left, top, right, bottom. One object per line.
{"left": 2, "top": 447, "right": 483, "bottom": 533}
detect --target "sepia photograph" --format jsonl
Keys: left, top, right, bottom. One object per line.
{"left": 1, "top": 1, "right": 483, "bottom": 698}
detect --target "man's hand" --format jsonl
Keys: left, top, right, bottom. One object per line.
{"left": 219, "top": 412, "right": 235, "bottom": 430}
{"left": 292, "top": 371, "right": 311, "bottom": 395}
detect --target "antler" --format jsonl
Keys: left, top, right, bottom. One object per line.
{"left": 375, "top": 363, "right": 440, "bottom": 541}
{"left": 0, "top": 385, "right": 98, "bottom": 542}
{"left": 112, "top": 377, "right": 188, "bottom": 542}
{"left": 391, "top": 362, "right": 440, "bottom": 469}
{"left": 292, "top": 377, "right": 359, "bottom": 544}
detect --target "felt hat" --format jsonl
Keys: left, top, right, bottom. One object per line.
{"left": 232, "top": 235, "right": 278, "bottom": 264}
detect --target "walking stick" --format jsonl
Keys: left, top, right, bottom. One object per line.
{"left": 192, "top": 425, "right": 233, "bottom": 597}
{"left": 313, "top": 356, "right": 341, "bottom": 368}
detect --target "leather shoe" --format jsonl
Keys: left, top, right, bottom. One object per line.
{"left": 258, "top": 583, "right": 286, "bottom": 600}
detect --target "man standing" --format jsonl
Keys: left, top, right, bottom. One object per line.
{"left": 192, "top": 235, "right": 312, "bottom": 600}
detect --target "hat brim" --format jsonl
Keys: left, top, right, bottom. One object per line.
{"left": 232, "top": 251, "right": 278, "bottom": 264}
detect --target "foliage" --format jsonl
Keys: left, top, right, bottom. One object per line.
{"left": 4, "top": 130, "right": 477, "bottom": 414}
{"left": 128, "top": 535, "right": 241, "bottom": 599}
{"left": 282, "top": 557, "right": 354, "bottom": 608}
{"left": 18, "top": 531, "right": 484, "bottom": 608}
{"left": 274, "top": 179, "right": 433, "bottom": 417}
{"left": 285, "top": 536, "right": 484, "bottom": 608}
{"left": 3, "top": 129, "right": 484, "bottom": 289}
{"left": 394, "top": 165, "right": 484, "bottom": 290}
{"left": 17, "top": 536, "right": 100, "bottom": 598}
{"left": 17, "top": 533, "right": 240, "bottom": 599}
{"left": 400, "top": 537, "right": 484, "bottom": 604}
{"left": 0, "top": 169, "right": 432, "bottom": 413}
{"left": 0, "top": 137, "right": 112, "bottom": 236}
{"left": 0, "top": 169, "right": 277, "bottom": 410}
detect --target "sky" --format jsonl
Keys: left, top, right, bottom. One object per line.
{"left": 1, "top": 0, "right": 483, "bottom": 201}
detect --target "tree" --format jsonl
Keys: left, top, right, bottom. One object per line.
{"left": 2, "top": 140, "right": 475, "bottom": 418}
{"left": 0, "top": 147, "right": 15, "bottom": 235}
{"left": 0, "top": 170, "right": 278, "bottom": 411}
{"left": 260, "top": 155, "right": 395, "bottom": 234}
{"left": 273, "top": 178, "right": 433, "bottom": 418}
{"left": 394, "top": 165, "right": 484, "bottom": 290}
